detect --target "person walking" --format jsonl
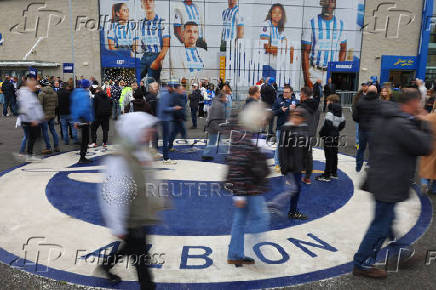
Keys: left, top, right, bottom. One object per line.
{"left": 313, "top": 79, "right": 323, "bottom": 107}
{"left": 58, "top": 83, "right": 79, "bottom": 145}
{"left": 202, "top": 92, "right": 227, "bottom": 161}
{"left": 111, "top": 81, "right": 122, "bottom": 120}
{"left": 226, "top": 102, "right": 270, "bottom": 266}
{"left": 99, "top": 112, "right": 166, "bottom": 290}
{"left": 316, "top": 94, "right": 346, "bottom": 182}
{"left": 323, "top": 78, "right": 336, "bottom": 112}
{"left": 2, "top": 75, "right": 18, "bottom": 116}
{"left": 352, "top": 85, "right": 380, "bottom": 172}
{"left": 90, "top": 87, "right": 112, "bottom": 148}
{"left": 244, "top": 85, "right": 261, "bottom": 107}
{"left": 145, "top": 82, "right": 160, "bottom": 156}
{"left": 420, "top": 111, "right": 436, "bottom": 194}
{"left": 277, "top": 108, "right": 310, "bottom": 220}
{"left": 17, "top": 75, "right": 44, "bottom": 162}
{"left": 261, "top": 77, "right": 277, "bottom": 138}
{"left": 353, "top": 88, "right": 433, "bottom": 278}
{"left": 126, "top": 85, "right": 151, "bottom": 113}
{"left": 352, "top": 82, "right": 370, "bottom": 150}
{"left": 38, "top": 79, "right": 60, "bottom": 154}
{"left": 188, "top": 83, "right": 203, "bottom": 129}
{"left": 169, "top": 84, "right": 187, "bottom": 151}
{"left": 71, "top": 79, "right": 94, "bottom": 164}
{"left": 297, "top": 86, "right": 320, "bottom": 184}
{"left": 272, "top": 85, "right": 298, "bottom": 172}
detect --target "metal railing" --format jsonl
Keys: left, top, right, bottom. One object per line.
{"left": 337, "top": 91, "right": 357, "bottom": 110}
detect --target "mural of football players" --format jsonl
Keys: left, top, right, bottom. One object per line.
{"left": 260, "top": 3, "right": 287, "bottom": 56}
{"left": 302, "top": 0, "right": 347, "bottom": 87}
{"left": 220, "top": 0, "right": 244, "bottom": 52}
{"left": 170, "top": 22, "right": 205, "bottom": 82}
{"left": 107, "top": 3, "right": 136, "bottom": 51}
{"left": 133, "top": 0, "right": 170, "bottom": 82}
{"left": 173, "top": 0, "right": 207, "bottom": 50}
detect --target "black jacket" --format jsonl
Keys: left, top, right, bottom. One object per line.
{"left": 172, "top": 93, "right": 187, "bottom": 121}
{"left": 2, "top": 80, "right": 15, "bottom": 97}
{"left": 93, "top": 91, "right": 112, "bottom": 118}
{"left": 278, "top": 122, "right": 310, "bottom": 174}
{"left": 324, "top": 83, "right": 336, "bottom": 97}
{"left": 188, "top": 89, "right": 203, "bottom": 109}
{"left": 298, "top": 99, "right": 320, "bottom": 138}
{"left": 319, "top": 103, "right": 346, "bottom": 145}
{"left": 57, "top": 88, "right": 72, "bottom": 116}
{"left": 145, "top": 92, "right": 158, "bottom": 116}
{"left": 261, "top": 84, "right": 276, "bottom": 107}
{"left": 368, "top": 101, "right": 433, "bottom": 202}
{"left": 352, "top": 92, "right": 380, "bottom": 132}
{"left": 272, "top": 95, "right": 293, "bottom": 131}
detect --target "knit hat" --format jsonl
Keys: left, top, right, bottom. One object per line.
{"left": 81, "top": 79, "right": 91, "bottom": 88}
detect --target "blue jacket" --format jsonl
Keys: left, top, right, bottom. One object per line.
{"left": 157, "top": 88, "right": 175, "bottom": 122}
{"left": 71, "top": 88, "right": 94, "bottom": 123}
{"left": 272, "top": 94, "right": 299, "bottom": 131}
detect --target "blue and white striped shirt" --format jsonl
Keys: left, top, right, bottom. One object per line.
{"left": 302, "top": 15, "right": 347, "bottom": 68}
{"left": 173, "top": 1, "right": 203, "bottom": 38}
{"left": 140, "top": 15, "right": 170, "bottom": 54}
{"left": 106, "top": 22, "right": 137, "bottom": 50}
{"left": 221, "top": 5, "right": 244, "bottom": 42}
{"left": 185, "top": 48, "right": 204, "bottom": 72}
{"left": 260, "top": 20, "right": 285, "bottom": 48}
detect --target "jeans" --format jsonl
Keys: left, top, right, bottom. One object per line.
{"left": 91, "top": 117, "right": 109, "bottom": 144}
{"left": 353, "top": 201, "right": 411, "bottom": 269}
{"left": 286, "top": 173, "right": 302, "bottom": 213}
{"left": 355, "top": 123, "right": 359, "bottom": 145}
{"left": 112, "top": 100, "right": 121, "bottom": 120}
{"left": 79, "top": 124, "right": 90, "bottom": 159}
{"left": 139, "top": 52, "right": 161, "bottom": 82}
{"left": 161, "top": 121, "right": 171, "bottom": 161}
{"left": 267, "top": 116, "right": 275, "bottom": 137}
{"left": 324, "top": 144, "right": 338, "bottom": 176}
{"left": 19, "top": 126, "right": 29, "bottom": 153}
{"left": 22, "top": 122, "right": 41, "bottom": 155}
{"left": 356, "top": 129, "right": 370, "bottom": 172}
{"left": 202, "top": 133, "right": 218, "bottom": 158}
{"left": 228, "top": 195, "right": 269, "bottom": 260}
{"left": 169, "top": 121, "right": 187, "bottom": 149}
{"left": 105, "top": 227, "right": 155, "bottom": 290}
{"left": 3, "top": 94, "right": 17, "bottom": 116}
{"left": 60, "top": 115, "right": 78, "bottom": 144}
{"left": 226, "top": 96, "right": 232, "bottom": 120}
{"left": 191, "top": 107, "right": 198, "bottom": 128}
{"left": 41, "top": 118, "right": 59, "bottom": 150}
{"left": 274, "top": 130, "right": 280, "bottom": 166}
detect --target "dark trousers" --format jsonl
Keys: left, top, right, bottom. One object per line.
{"left": 324, "top": 144, "right": 338, "bottom": 176}
{"left": 79, "top": 124, "right": 89, "bottom": 159}
{"left": 190, "top": 107, "right": 198, "bottom": 128}
{"left": 105, "top": 227, "right": 155, "bottom": 290}
{"left": 356, "top": 129, "right": 371, "bottom": 172}
{"left": 151, "top": 124, "right": 158, "bottom": 150}
{"left": 22, "top": 122, "right": 41, "bottom": 155}
{"left": 91, "top": 117, "right": 109, "bottom": 144}
{"left": 303, "top": 148, "right": 313, "bottom": 179}
{"left": 267, "top": 116, "right": 275, "bottom": 137}
{"left": 161, "top": 121, "right": 170, "bottom": 160}
{"left": 286, "top": 172, "right": 302, "bottom": 213}
{"left": 169, "top": 120, "right": 186, "bottom": 149}
{"left": 198, "top": 103, "right": 205, "bottom": 117}
{"left": 3, "top": 94, "right": 17, "bottom": 116}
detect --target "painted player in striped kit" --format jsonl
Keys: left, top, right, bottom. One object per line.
{"left": 107, "top": 3, "right": 137, "bottom": 51}
{"left": 302, "top": 0, "right": 347, "bottom": 87}
{"left": 220, "top": 0, "right": 244, "bottom": 52}
{"left": 133, "top": 0, "right": 170, "bottom": 83}
{"left": 170, "top": 22, "right": 205, "bottom": 83}
{"left": 173, "top": 0, "right": 207, "bottom": 50}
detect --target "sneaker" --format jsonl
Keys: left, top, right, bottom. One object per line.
{"left": 274, "top": 165, "right": 281, "bottom": 173}
{"left": 169, "top": 148, "right": 176, "bottom": 152}
{"left": 54, "top": 147, "right": 60, "bottom": 152}
{"left": 78, "top": 158, "right": 92, "bottom": 164}
{"left": 315, "top": 175, "right": 331, "bottom": 182}
{"left": 26, "top": 155, "right": 42, "bottom": 162}
{"left": 288, "top": 211, "right": 308, "bottom": 220}
{"left": 102, "top": 143, "right": 107, "bottom": 148}
{"left": 97, "top": 264, "right": 121, "bottom": 284}
{"left": 88, "top": 143, "right": 97, "bottom": 148}
{"left": 330, "top": 174, "right": 338, "bottom": 179}
{"left": 227, "top": 257, "right": 255, "bottom": 265}
{"left": 153, "top": 152, "right": 163, "bottom": 161}
{"left": 352, "top": 266, "right": 387, "bottom": 279}
{"left": 162, "top": 159, "right": 177, "bottom": 165}
{"left": 41, "top": 149, "right": 52, "bottom": 155}
{"left": 301, "top": 178, "right": 312, "bottom": 185}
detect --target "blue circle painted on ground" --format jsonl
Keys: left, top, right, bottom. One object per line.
{"left": 45, "top": 146, "right": 354, "bottom": 236}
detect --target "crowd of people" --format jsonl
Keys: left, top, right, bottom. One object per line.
{"left": 2, "top": 72, "right": 436, "bottom": 288}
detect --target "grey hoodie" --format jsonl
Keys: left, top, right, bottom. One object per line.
{"left": 17, "top": 87, "right": 44, "bottom": 123}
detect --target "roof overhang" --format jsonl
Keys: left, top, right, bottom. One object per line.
{"left": 0, "top": 61, "right": 60, "bottom": 67}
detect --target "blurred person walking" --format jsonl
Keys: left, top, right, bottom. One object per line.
{"left": 420, "top": 111, "right": 436, "bottom": 194}
{"left": 169, "top": 84, "right": 188, "bottom": 151}
{"left": 2, "top": 75, "right": 18, "bottom": 116}
{"left": 17, "top": 75, "right": 44, "bottom": 162}
{"left": 58, "top": 83, "right": 79, "bottom": 145}
{"left": 353, "top": 88, "right": 433, "bottom": 278}
{"left": 90, "top": 87, "right": 112, "bottom": 148}
{"left": 71, "top": 79, "right": 94, "bottom": 164}
{"left": 188, "top": 83, "right": 203, "bottom": 129}
{"left": 261, "top": 77, "right": 277, "bottom": 139}
{"left": 98, "top": 112, "right": 166, "bottom": 290}
{"left": 226, "top": 102, "right": 270, "bottom": 266}
{"left": 323, "top": 78, "right": 336, "bottom": 112}
{"left": 202, "top": 92, "right": 227, "bottom": 161}
{"left": 316, "top": 95, "right": 346, "bottom": 182}
{"left": 38, "top": 79, "right": 59, "bottom": 154}
{"left": 111, "top": 81, "right": 122, "bottom": 120}
{"left": 244, "top": 85, "right": 261, "bottom": 107}
{"left": 145, "top": 82, "right": 160, "bottom": 157}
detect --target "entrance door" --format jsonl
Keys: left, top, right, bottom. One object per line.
{"left": 103, "top": 68, "right": 136, "bottom": 84}
{"left": 331, "top": 72, "right": 357, "bottom": 91}
{"left": 389, "top": 70, "right": 415, "bottom": 87}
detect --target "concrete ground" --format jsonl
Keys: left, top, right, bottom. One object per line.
{"left": 0, "top": 108, "right": 435, "bottom": 290}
